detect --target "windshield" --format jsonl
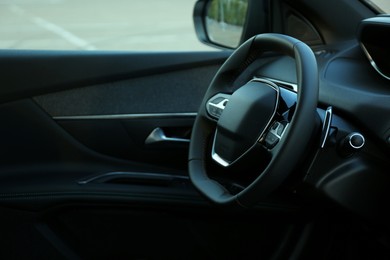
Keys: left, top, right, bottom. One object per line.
{"left": 364, "top": 0, "right": 390, "bottom": 13}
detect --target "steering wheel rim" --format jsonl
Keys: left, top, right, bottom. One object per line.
{"left": 189, "top": 33, "right": 319, "bottom": 208}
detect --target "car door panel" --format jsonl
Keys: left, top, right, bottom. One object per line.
{"left": 28, "top": 59, "right": 224, "bottom": 170}
{"left": 0, "top": 50, "right": 228, "bottom": 173}
{"left": 0, "top": 50, "right": 233, "bottom": 206}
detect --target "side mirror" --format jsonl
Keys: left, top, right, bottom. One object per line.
{"left": 193, "top": 0, "right": 269, "bottom": 49}
{"left": 205, "top": 0, "right": 248, "bottom": 48}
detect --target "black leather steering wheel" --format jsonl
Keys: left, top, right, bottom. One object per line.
{"left": 189, "top": 33, "right": 319, "bottom": 208}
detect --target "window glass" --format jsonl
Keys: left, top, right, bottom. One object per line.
{"left": 0, "top": 0, "right": 215, "bottom": 51}
{"left": 364, "top": 0, "right": 390, "bottom": 13}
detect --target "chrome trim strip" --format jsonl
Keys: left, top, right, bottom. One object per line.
{"left": 211, "top": 152, "right": 230, "bottom": 167}
{"left": 53, "top": 112, "right": 198, "bottom": 120}
{"left": 260, "top": 77, "right": 298, "bottom": 92}
{"left": 349, "top": 133, "right": 365, "bottom": 149}
{"left": 211, "top": 78, "right": 280, "bottom": 167}
{"left": 360, "top": 43, "right": 390, "bottom": 81}
{"left": 320, "top": 106, "right": 333, "bottom": 149}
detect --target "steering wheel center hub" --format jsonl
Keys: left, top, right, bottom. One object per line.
{"left": 212, "top": 79, "right": 279, "bottom": 167}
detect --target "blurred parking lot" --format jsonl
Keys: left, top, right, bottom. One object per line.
{"left": 0, "top": 0, "right": 214, "bottom": 51}
{"left": 371, "top": 0, "right": 390, "bottom": 13}
{"left": 1, "top": 0, "right": 390, "bottom": 51}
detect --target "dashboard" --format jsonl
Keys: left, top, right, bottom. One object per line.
{"left": 244, "top": 18, "right": 390, "bottom": 225}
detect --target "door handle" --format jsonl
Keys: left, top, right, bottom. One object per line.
{"left": 145, "top": 127, "right": 190, "bottom": 145}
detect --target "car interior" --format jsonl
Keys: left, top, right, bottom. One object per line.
{"left": 0, "top": 0, "right": 389, "bottom": 259}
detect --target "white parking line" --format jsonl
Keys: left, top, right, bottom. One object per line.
{"left": 32, "top": 17, "right": 96, "bottom": 50}
{"left": 8, "top": 4, "right": 97, "bottom": 51}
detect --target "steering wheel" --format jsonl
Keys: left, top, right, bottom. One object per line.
{"left": 189, "top": 33, "right": 319, "bottom": 208}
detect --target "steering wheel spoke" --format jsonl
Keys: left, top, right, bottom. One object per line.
{"left": 206, "top": 93, "right": 231, "bottom": 120}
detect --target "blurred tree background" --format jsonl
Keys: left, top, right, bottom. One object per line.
{"left": 208, "top": 0, "right": 248, "bottom": 26}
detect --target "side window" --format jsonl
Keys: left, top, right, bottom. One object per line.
{"left": 364, "top": 0, "right": 390, "bottom": 13}
{"left": 0, "top": 0, "right": 214, "bottom": 51}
